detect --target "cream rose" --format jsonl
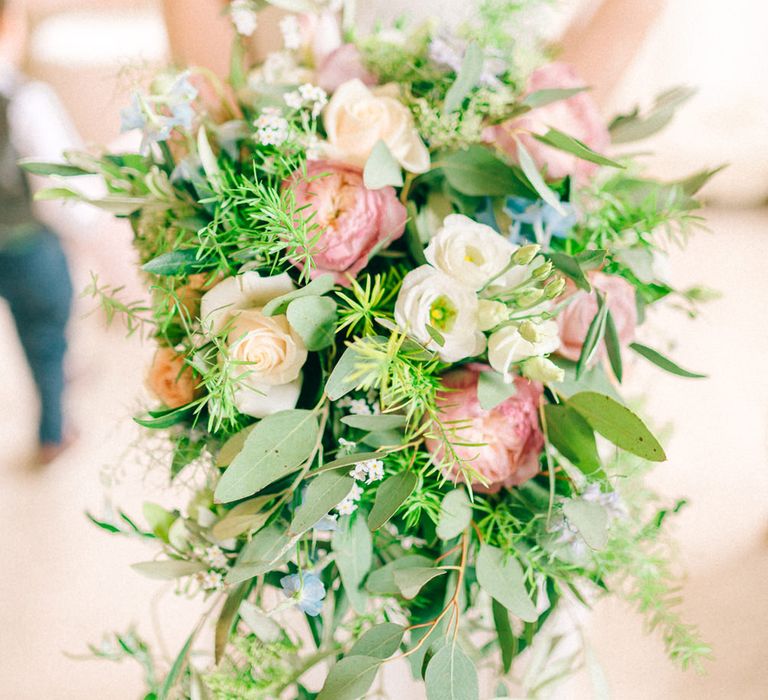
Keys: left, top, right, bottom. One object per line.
{"left": 487, "top": 320, "right": 560, "bottom": 378}
{"left": 322, "top": 79, "right": 430, "bottom": 173}
{"left": 199, "top": 272, "right": 308, "bottom": 418}
{"left": 394, "top": 265, "right": 485, "bottom": 362}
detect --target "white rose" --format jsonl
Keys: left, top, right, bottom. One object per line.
{"left": 487, "top": 320, "right": 560, "bottom": 377}
{"left": 394, "top": 265, "right": 485, "bottom": 362}
{"left": 425, "top": 214, "right": 518, "bottom": 290}
{"left": 199, "top": 272, "right": 308, "bottom": 418}
{"left": 323, "top": 79, "right": 430, "bottom": 173}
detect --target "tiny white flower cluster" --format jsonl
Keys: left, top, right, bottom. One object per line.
{"left": 254, "top": 108, "right": 290, "bottom": 146}
{"left": 279, "top": 15, "right": 302, "bottom": 51}
{"left": 349, "top": 458, "right": 385, "bottom": 484}
{"left": 337, "top": 394, "right": 381, "bottom": 416}
{"left": 229, "top": 0, "right": 258, "bottom": 37}
{"left": 284, "top": 83, "right": 328, "bottom": 117}
{"left": 196, "top": 570, "right": 224, "bottom": 591}
{"left": 336, "top": 483, "right": 364, "bottom": 516}
{"left": 203, "top": 545, "right": 228, "bottom": 570}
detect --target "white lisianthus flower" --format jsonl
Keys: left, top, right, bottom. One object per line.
{"left": 487, "top": 320, "right": 560, "bottom": 378}
{"left": 395, "top": 266, "right": 485, "bottom": 362}
{"left": 323, "top": 79, "right": 430, "bottom": 173}
{"left": 200, "top": 272, "right": 308, "bottom": 418}
{"left": 425, "top": 214, "right": 517, "bottom": 290}
{"left": 477, "top": 299, "right": 508, "bottom": 331}
{"left": 522, "top": 356, "right": 565, "bottom": 383}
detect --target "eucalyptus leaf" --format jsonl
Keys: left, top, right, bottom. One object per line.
{"left": 492, "top": 599, "right": 515, "bottom": 673}
{"left": 19, "top": 159, "right": 91, "bottom": 176}
{"left": 131, "top": 560, "right": 206, "bottom": 580}
{"left": 349, "top": 622, "right": 404, "bottom": 659}
{"left": 575, "top": 292, "right": 608, "bottom": 378}
{"left": 215, "top": 424, "right": 257, "bottom": 467}
{"left": 360, "top": 429, "right": 403, "bottom": 449}
{"left": 326, "top": 338, "right": 384, "bottom": 401}
{"left": 238, "top": 600, "right": 282, "bottom": 643}
{"left": 225, "top": 525, "right": 292, "bottom": 584}
{"left": 363, "top": 139, "right": 403, "bottom": 189}
{"left": 441, "top": 146, "right": 536, "bottom": 198}
{"left": 563, "top": 498, "right": 609, "bottom": 550}
{"left": 316, "top": 655, "right": 381, "bottom": 700}
{"left": 476, "top": 544, "right": 538, "bottom": 622}
{"left": 523, "top": 86, "right": 587, "bottom": 108}
{"left": 543, "top": 404, "right": 602, "bottom": 476}
{"left": 366, "top": 555, "right": 434, "bottom": 595}
{"left": 425, "top": 644, "right": 479, "bottom": 700}
{"left": 142, "top": 249, "right": 201, "bottom": 276}
{"left": 393, "top": 566, "right": 448, "bottom": 599}
{"left": 158, "top": 632, "right": 195, "bottom": 700}
{"left": 211, "top": 497, "right": 270, "bottom": 541}
{"left": 341, "top": 414, "right": 406, "bottom": 431}
{"left": 286, "top": 295, "right": 338, "bottom": 351}
{"left": 604, "top": 311, "right": 623, "bottom": 382}
{"left": 477, "top": 370, "right": 517, "bottom": 411}
{"left": 533, "top": 127, "right": 624, "bottom": 169}
{"left": 290, "top": 471, "right": 354, "bottom": 535}
{"left": 214, "top": 410, "right": 319, "bottom": 503}
{"left": 516, "top": 137, "right": 566, "bottom": 214}
{"left": 262, "top": 274, "right": 335, "bottom": 316}
{"left": 134, "top": 405, "right": 192, "bottom": 429}
{"left": 549, "top": 251, "right": 591, "bottom": 292}
{"left": 214, "top": 583, "right": 248, "bottom": 663}
{"left": 197, "top": 126, "right": 220, "bottom": 180}
{"left": 436, "top": 489, "right": 472, "bottom": 540}
{"left": 368, "top": 471, "right": 418, "bottom": 531}
{"left": 568, "top": 391, "right": 666, "bottom": 461}
{"left": 444, "top": 41, "right": 484, "bottom": 112}
{"left": 142, "top": 502, "right": 175, "bottom": 541}
{"left": 629, "top": 342, "right": 706, "bottom": 379}
{"left": 332, "top": 515, "right": 372, "bottom": 613}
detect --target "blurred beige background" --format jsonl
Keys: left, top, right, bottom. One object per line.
{"left": 0, "top": 1, "right": 766, "bottom": 698}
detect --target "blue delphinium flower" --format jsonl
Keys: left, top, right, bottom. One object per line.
{"left": 280, "top": 572, "right": 326, "bottom": 617}
{"left": 505, "top": 196, "right": 578, "bottom": 247}
{"left": 119, "top": 93, "right": 146, "bottom": 133}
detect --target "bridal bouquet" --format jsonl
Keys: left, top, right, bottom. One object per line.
{"left": 27, "top": 1, "right": 716, "bottom": 697}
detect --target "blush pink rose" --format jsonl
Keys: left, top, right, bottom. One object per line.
{"left": 486, "top": 62, "right": 610, "bottom": 182}
{"left": 285, "top": 160, "right": 407, "bottom": 285}
{"left": 316, "top": 44, "right": 377, "bottom": 94}
{"left": 557, "top": 271, "right": 638, "bottom": 361}
{"left": 426, "top": 365, "right": 544, "bottom": 494}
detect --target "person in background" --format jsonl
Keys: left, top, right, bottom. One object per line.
{"left": 0, "top": 0, "right": 87, "bottom": 464}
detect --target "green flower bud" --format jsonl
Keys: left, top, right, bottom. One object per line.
{"left": 515, "top": 288, "right": 543, "bottom": 307}
{"left": 544, "top": 277, "right": 566, "bottom": 299}
{"left": 518, "top": 320, "right": 540, "bottom": 343}
{"left": 512, "top": 244, "right": 541, "bottom": 266}
{"left": 522, "top": 356, "right": 565, "bottom": 383}
{"left": 532, "top": 260, "right": 553, "bottom": 279}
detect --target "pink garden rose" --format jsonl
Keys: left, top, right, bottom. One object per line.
{"left": 557, "top": 271, "right": 638, "bottom": 361}
{"left": 316, "top": 44, "right": 377, "bottom": 94}
{"left": 426, "top": 365, "right": 544, "bottom": 494}
{"left": 486, "top": 62, "right": 610, "bottom": 182}
{"left": 286, "top": 160, "right": 407, "bottom": 285}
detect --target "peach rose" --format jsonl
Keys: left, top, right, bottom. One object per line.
{"left": 316, "top": 44, "right": 376, "bottom": 94}
{"left": 426, "top": 365, "right": 544, "bottom": 494}
{"left": 286, "top": 160, "right": 407, "bottom": 285}
{"left": 487, "top": 62, "right": 610, "bottom": 182}
{"left": 147, "top": 346, "right": 198, "bottom": 409}
{"left": 322, "top": 79, "right": 430, "bottom": 173}
{"left": 557, "top": 271, "right": 637, "bottom": 361}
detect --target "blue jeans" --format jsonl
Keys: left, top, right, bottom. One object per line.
{"left": 0, "top": 228, "right": 72, "bottom": 444}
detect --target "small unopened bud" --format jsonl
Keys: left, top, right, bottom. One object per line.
{"left": 544, "top": 277, "right": 566, "bottom": 299}
{"left": 477, "top": 299, "right": 508, "bottom": 331}
{"left": 532, "top": 260, "right": 553, "bottom": 279}
{"left": 512, "top": 244, "right": 541, "bottom": 266}
{"left": 522, "top": 356, "right": 565, "bottom": 383}
{"left": 515, "top": 288, "right": 543, "bottom": 307}
{"left": 518, "top": 320, "right": 540, "bottom": 343}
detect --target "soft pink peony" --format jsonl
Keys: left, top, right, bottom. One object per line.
{"left": 316, "top": 44, "right": 377, "bottom": 94}
{"left": 285, "top": 160, "right": 407, "bottom": 285}
{"left": 486, "top": 62, "right": 610, "bottom": 182}
{"left": 426, "top": 365, "right": 544, "bottom": 494}
{"left": 557, "top": 271, "right": 638, "bottom": 361}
